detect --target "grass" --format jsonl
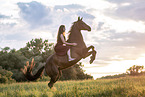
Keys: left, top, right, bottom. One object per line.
{"left": 1, "top": 76, "right": 145, "bottom": 97}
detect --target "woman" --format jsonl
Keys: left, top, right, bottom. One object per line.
{"left": 54, "top": 25, "right": 77, "bottom": 61}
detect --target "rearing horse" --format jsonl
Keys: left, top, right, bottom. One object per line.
{"left": 22, "top": 17, "right": 97, "bottom": 88}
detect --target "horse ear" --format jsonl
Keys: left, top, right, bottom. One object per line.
{"left": 78, "top": 16, "right": 80, "bottom": 21}
{"left": 81, "top": 17, "right": 83, "bottom": 20}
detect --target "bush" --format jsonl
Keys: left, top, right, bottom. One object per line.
{"left": 0, "top": 75, "right": 8, "bottom": 83}
{"left": 0, "top": 66, "right": 15, "bottom": 83}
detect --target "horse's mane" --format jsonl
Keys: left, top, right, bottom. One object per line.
{"left": 67, "top": 21, "right": 77, "bottom": 38}
{"left": 69, "top": 21, "right": 77, "bottom": 32}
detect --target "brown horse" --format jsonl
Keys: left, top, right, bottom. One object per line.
{"left": 22, "top": 17, "right": 97, "bottom": 88}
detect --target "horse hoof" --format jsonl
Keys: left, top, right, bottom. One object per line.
{"left": 90, "top": 54, "right": 96, "bottom": 64}
{"left": 90, "top": 60, "right": 93, "bottom": 64}
{"left": 89, "top": 45, "right": 94, "bottom": 48}
{"left": 48, "top": 83, "right": 53, "bottom": 89}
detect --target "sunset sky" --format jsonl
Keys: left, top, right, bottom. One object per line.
{"left": 0, "top": 0, "right": 145, "bottom": 79}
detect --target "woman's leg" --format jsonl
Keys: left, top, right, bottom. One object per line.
{"left": 67, "top": 49, "right": 75, "bottom": 61}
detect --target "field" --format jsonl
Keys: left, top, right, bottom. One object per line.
{"left": 1, "top": 76, "right": 145, "bottom": 97}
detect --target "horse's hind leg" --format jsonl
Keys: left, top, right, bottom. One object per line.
{"left": 56, "top": 69, "right": 62, "bottom": 81}
{"left": 48, "top": 74, "right": 58, "bottom": 88}
{"left": 47, "top": 65, "right": 62, "bottom": 88}
{"left": 48, "top": 70, "right": 62, "bottom": 88}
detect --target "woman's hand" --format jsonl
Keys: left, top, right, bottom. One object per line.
{"left": 63, "top": 44, "right": 66, "bottom": 46}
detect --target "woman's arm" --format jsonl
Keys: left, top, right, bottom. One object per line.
{"left": 60, "top": 34, "right": 77, "bottom": 46}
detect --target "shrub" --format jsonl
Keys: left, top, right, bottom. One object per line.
{"left": 0, "top": 75, "right": 8, "bottom": 83}
{"left": 0, "top": 66, "right": 15, "bottom": 83}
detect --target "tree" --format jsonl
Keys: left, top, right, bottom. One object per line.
{"left": 0, "top": 47, "right": 10, "bottom": 54}
{"left": 0, "top": 48, "right": 27, "bottom": 81}
{"left": 126, "top": 65, "right": 144, "bottom": 75}
{"left": 19, "top": 38, "right": 54, "bottom": 62}
{"left": 0, "top": 48, "right": 27, "bottom": 71}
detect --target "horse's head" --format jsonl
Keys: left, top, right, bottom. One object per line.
{"left": 75, "top": 17, "right": 91, "bottom": 31}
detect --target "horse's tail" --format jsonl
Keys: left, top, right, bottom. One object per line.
{"left": 21, "top": 58, "right": 45, "bottom": 81}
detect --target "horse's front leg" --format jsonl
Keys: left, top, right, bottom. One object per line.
{"left": 82, "top": 45, "right": 97, "bottom": 64}
{"left": 82, "top": 45, "right": 95, "bottom": 58}
{"left": 90, "top": 50, "right": 96, "bottom": 64}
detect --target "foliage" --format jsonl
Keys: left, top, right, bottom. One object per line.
{"left": 100, "top": 73, "right": 128, "bottom": 79}
{"left": 126, "top": 65, "right": 144, "bottom": 75}
{"left": 0, "top": 47, "right": 26, "bottom": 71}
{"left": 19, "top": 38, "right": 54, "bottom": 62}
{"left": 0, "top": 66, "right": 15, "bottom": 83}
{"left": 0, "top": 47, "right": 27, "bottom": 81}
{"left": 0, "top": 76, "right": 145, "bottom": 97}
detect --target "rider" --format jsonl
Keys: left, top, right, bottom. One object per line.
{"left": 54, "top": 25, "right": 77, "bottom": 61}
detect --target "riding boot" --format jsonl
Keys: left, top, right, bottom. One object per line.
{"left": 67, "top": 49, "right": 75, "bottom": 61}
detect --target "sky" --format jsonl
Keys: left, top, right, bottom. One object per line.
{"left": 0, "top": 0, "right": 145, "bottom": 79}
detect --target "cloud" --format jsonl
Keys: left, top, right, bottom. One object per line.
{"left": 77, "top": 11, "right": 95, "bottom": 19}
{"left": 17, "top": 1, "right": 52, "bottom": 28}
{"left": 105, "top": 31, "right": 145, "bottom": 48}
{"left": 17, "top": 1, "right": 96, "bottom": 30}
{"left": 0, "top": 14, "right": 11, "bottom": 19}
{"left": 54, "top": 4, "right": 85, "bottom": 10}
{"left": 53, "top": 4, "right": 95, "bottom": 24}
{"left": 105, "top": 0, "right": 131, "bottom": 4}
{"left": 4, "top": 32, "right": 30, "bottom": 41}
{"left": 53, "top": 4, "right": 96, "bottom": 28}
{"left": 0, "top": 14, "right": 15, "bottom": 27}
{"left": 97, "top": 22, "right": 105, "bottom": 31}
{"left": 105, "top": 0, "right": 145, "bottom": 21}
{"left": 92, "top": 30, "right": 145, "bottom": 62}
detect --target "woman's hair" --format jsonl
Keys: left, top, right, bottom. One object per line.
{"left": 57, "top": 25, "right": 65, "bottom": 41}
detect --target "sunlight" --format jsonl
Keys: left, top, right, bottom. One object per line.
{"left": 105, "top": 54, "right": 145, "bottom": 73}
{"left": 135, "top": 54, "right": 145, "bottom": 68}
{"left": 84, "top": 53, "right": 145, "bottom": 79}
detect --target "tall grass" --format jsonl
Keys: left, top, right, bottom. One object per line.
{"left": 1, "top": 76, "right": 145, "bottom": 97}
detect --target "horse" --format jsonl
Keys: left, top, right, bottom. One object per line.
{"left": 22, "top": 17, "right": 97, "bottom": 88}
